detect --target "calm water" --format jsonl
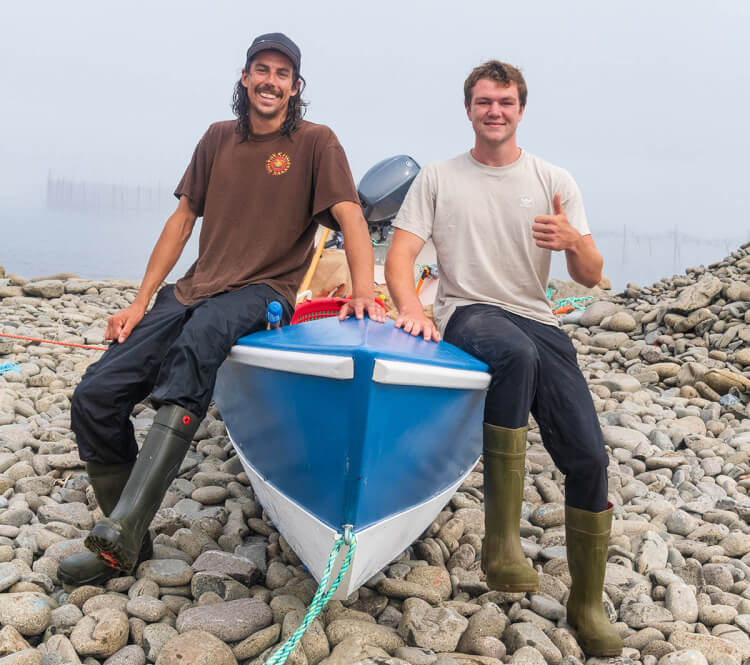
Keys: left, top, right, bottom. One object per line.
{"left": 4, "top": 205, "right": 747, "bottom": 293}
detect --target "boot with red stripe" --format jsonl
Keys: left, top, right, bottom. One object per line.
{"left": 85, "top": 404, "right": 199, "bottom": 573}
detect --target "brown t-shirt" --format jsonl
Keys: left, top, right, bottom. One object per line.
{"left": 173, "top": 119, "right": 359, "bottom": 306}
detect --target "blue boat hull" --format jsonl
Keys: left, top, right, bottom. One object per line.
{"left": 214, "top": 317, "right": 489, "bottom": 594}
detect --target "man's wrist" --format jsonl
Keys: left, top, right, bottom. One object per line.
{"left": 133, "top": 293, "right": 151, "bottom": 310}
{"left": 351, "top": 288, "right": 375, "bottom": 301}
{"left": 566, "top": 229, "right": 584, "bottom": 253}
{"left": 398, "top": 303, "right": 427, "bottom": 318}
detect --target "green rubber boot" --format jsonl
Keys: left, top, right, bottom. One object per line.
{"left": 482, "top": 423, "right": 539, "bottom": 593}
{"left": 58, "top": 461, "right": 153, "bottom": 585}
{"left": 565, "top": 503, "right": 623, "bottom": 657}
{"left": 85, "top": 404, "right": 199, "bottom": 573}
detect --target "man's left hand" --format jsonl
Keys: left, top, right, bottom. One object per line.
{"left": 338, "top": 296, "right": 387, "bottom": 322}
{"left": 532, "top": 193, "right": 581, "bottom": 251}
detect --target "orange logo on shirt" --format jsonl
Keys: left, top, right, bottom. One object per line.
{"left": 266, "top": 152, "right": 291, "bottom": 175}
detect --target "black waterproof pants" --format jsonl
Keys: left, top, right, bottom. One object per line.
{"left": 444, "top": 304, "right": 609, "bottom": 512}
{"left": 71, "top": 284, "right": 293, "bottom": 465}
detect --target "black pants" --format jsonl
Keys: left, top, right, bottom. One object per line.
{"left": 444, "top": 304, "right": 609, "bottom": 512}
{"left": 71, "top": 283, "right": 293, "bottom": 465}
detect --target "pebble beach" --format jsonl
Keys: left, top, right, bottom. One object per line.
{"left": 1, "top": 243, "right": 750, "bottom": 665}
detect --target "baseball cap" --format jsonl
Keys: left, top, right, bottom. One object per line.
{"left": 246, "top": 33, "right": 301, "bottom": 72}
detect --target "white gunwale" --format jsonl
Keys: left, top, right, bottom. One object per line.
{"left": 372, "top": 358, "right": 490, "bottom": 390}
{"left": 228, "top": 345, "right": 353, "bottom": 380}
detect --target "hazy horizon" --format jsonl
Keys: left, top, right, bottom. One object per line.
{"left": 2, "top": 1, "right": 749, "bottom": 289}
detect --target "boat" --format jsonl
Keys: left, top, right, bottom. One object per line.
{"left": 214, "top": 315, "right": 490, "bottom": 598}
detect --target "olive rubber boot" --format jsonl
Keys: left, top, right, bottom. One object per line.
{"left": 85, "top": 404, "right": 199, "bottom": 573}
{"left": 482, "top": 423, "right": 539, "bottom": 592}
{"left": 58, "top": 461, "right": 153, "bottom": 585}
{"left": 565, "top": 503, "right": 623, "bottom": 657}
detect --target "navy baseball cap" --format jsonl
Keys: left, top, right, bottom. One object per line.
{"left": 246, "top": 33, "right": 301, "bottom": 72}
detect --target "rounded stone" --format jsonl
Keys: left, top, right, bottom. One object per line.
{"left": 175, "top": 598, "right": 272, "bottom": 642}
{"left": 191, "top": 486, "right": 229, "bottom": 505}
{"left": 605, "top": 311, "right": 637, "bottom": 333}
{"left": 125, "top": 596, "right": 168, "bottom": 622}
{"left": 405, "top": 566, "right": 452, "bottom": 601}
{"left": 103, "top": 645, "right": 147, "bottom": 665}
{"left": 70, "top": 608, "right": 129, "bottom": 658}
{"left": 136, "top": 559, "right": 193, "bottom": 587}
{"left": 143, "top": 623, "right": 179, "bottom": 662}
{"left": 665, "top": 583, "right": 698, "bottom": 623}
{"left": 155, "top": 630, "right": 238, "bottom": 665}
{"left": 0, "top": 592, "right": 52, "bottom": 636}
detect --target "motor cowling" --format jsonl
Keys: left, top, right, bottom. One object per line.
{"left": 358, "top": 155, "right": 420, "bottom": 225}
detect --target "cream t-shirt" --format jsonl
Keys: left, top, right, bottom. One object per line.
{"left": 392, "top": 150, "right": 590, "bottom": 334}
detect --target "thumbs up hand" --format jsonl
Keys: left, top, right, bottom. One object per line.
{"left": 532, "top": 193, "right": 581, "bottom": 251}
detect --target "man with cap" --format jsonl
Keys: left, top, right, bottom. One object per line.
{"left": 59, "top": 33, "right": 384, "bottom": 584}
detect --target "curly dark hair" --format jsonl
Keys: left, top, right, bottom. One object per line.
{"left": 232, "top": 58, "right": 308, "bottom": 140}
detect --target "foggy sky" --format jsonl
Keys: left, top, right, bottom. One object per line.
{"left": 2, "top": 0, "right": 749, "bottom": 277}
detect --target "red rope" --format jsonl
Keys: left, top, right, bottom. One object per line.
{"left": 0, "top": 332, "right": 107, "bottom": 352}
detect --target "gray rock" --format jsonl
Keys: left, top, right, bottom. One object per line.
{"left": 69, "top": 608, "right": 129, "bottom": 658}
{"left": 37, "top": 634, "right": 81, "bottom": 665}
{"left": 510, "top": 646, "right": 547, "bottom": 665}
{"left": 530, "top": 504, "right": 565, "bottom": 528}
{"left": 125, "top": 596, "right": 168, "bottom": 622}
{"left": 719, "top": 532, "right": 750, "bottom": 557}
{"left": 143, "top": 624, "right": 178, "bottom": 662}
{"left": 0, "top": 649, "right": 43, "bottom": 665}
{"left": 636, "top": 531, "right": 669, "bottom": 575}
{"left": 665, "top": 511, "right": 700, "bottom": 537}
{"left": 605, "top": 311, "right": 637, "bottom": 332}
{"left": 590, "top": 332, "right": 630, "bottom": 350}
{"left": 326, "top": 619, "right": 405, "bottom": 654}
{"left": 580, "top": 301, "right": 619, "bottom": 327}
{"left": 320, "top": 636, "right": 390, "bottom": 665}
{"left": 657, "top": 651, "right": 708, "bottom": 665}
{"left": 378, "top": 578, "right": 442, "bottom": 605}
{"left": 22, "top": 280, "right": 65, "bottom": 299}
{"left": 394, "top": 647, "right": 437, "bottom": 665}
{"left": 154, "top": 630, "right": 238, "bottom": 665}
{"left": 456, "top": 602, "right": 508, "bottom": 656}
{"left": 192, "top": 550, "right": 259, "bottom": 585}
{"left": 191, "top": 486, "right": 228, "bottom": 505}
{"left": 398, "top": 598, "right": 468, "bottom": 652}
{"left": 668, "top": 631, "right": 743, "bottom": 664}
{"left": 175, "top": 598, "right": 272, "bottom": 642}
{"left": 103, "top": 645, "right": 147, "bottom": 665}
{"left": 405, "top": 566, "right": 452, "bottom": 601}
{"left": 0, "top": 563, "right": 22, "bottom": 592}
{"left": 664, "top": 582, "right": 699, "bottom": 623}
{"left": 0, "top": 592, "right": 52, "bottom": 636}
{"left": 37, "top": 502, "right": 93, "bottom": 530}
{"left": 82, "top": 593, "right": 129, "bottom": 615}
{"left": 232, "top": 623, "right": 281, "bottom": 660}
{"left": 669, "top": 276, "right": 723, "bottom": 313}
{"left": 619, "top": 599, "right": 674, "bottom": 629}
{"left": 503, "top": 623, "right": 562, "bottom": 665}
{"left": 698, "top": 604, "right": 737, "bottom": 627}
{"left": 529, "top": 595, "right": 566, "bottom": 621}
{"left": 136, "top": 559, "right": 193, "bottom": 586}
{"left": 50, "top": 603, "right": 84, "bottom": 632}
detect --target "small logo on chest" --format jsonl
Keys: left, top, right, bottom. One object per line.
{"left": 519, "top": 196, "right": 533, "bottom": 208}
{"left": 266, "top": 152, "right": 291, "bottom": 176}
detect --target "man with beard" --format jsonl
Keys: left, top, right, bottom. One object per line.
{"left": 60, "top": 33, "right": 384, "bottom": 583}
{"left": 385, "top": 61, "right": 621, "bottom": 657}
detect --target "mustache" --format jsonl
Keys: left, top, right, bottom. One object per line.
{"left": 255, "top": 85, "right": 281, "bottom": 97}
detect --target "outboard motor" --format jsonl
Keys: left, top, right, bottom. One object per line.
{"left": 358, "top": 155, "right": 420, "bottom": 244}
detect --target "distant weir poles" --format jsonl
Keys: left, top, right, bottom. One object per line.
{"left": 46, "top": 171, "right": 168, "bottom": 215}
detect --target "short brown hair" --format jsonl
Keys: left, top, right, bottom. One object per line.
{"left": 464, "top": 61, "right": 527, "bottom": 109}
